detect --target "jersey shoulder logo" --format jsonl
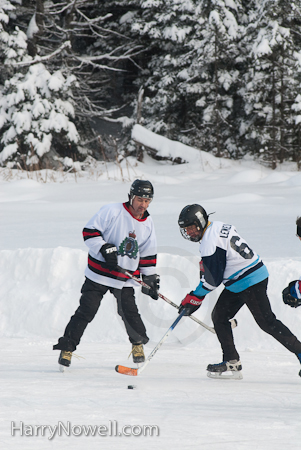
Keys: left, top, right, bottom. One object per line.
{"left": 119, "top": 230, "right": 139, "bottom": 259}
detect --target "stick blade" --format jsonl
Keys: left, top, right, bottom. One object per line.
{"left": 115, "top": 365, "right": 138, "bottom": 376}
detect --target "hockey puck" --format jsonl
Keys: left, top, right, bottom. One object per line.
{"left": 127, "top": 385, "right": 137, "bottom": 389}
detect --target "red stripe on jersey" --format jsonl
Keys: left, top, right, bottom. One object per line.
{"left": 139, "top": 258, "right": 157, "bottom": 266}
{"left": 83, "top": 231, "right": 101, "bottom": 237}
{"left": 88, "top": 256, "right": 139, "bottom": 280}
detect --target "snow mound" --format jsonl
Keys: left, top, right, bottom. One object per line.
{"left": 132, "top": 124, "right": 231, "bottom": 169}
{"left": 227, "top": 169, "right": 264, "bottom": 184}
{"left": 1, "top": 247, "right": 301, "bottom": 354}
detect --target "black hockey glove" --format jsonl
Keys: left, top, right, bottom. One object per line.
{"left": 282, "top": 281, "right": 301, "bottom": 308}
{"left": 100, "top": 243, "right": 118, "bottom": 270}
{"left": 178, "top": 292, "right": 204, "bottom": 316}
{"left": 141, "top": 274, "right": 160, "bottom": 300}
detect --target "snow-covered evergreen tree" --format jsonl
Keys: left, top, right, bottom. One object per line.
{"left": 292, "top": 88, "right": 301, "bottom": 170}
{"left": 130, "top": 0, "right": 246, "bottom": 157}
{"left": 0, "top": 0, "right": 16, "bottom": 84}
{"left": 242, "top": 0, "right": 301, "bottom": 168}
{"left": 1, "top": 0, "right": 301, "bottom": 168}
{"left": 187, "top": 0, "right": 246, "bottom": 157}
{"left": 0, "top": 26, "right": 79, "bottom": 169}
{"left": 30, "top": 1, "right": 144, "bottom": 126}
{"left": 130, "top": 0, "right": 199, "bottom": 144}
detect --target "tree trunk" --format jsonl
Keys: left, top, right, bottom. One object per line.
{"left": 214, "top": 33, "right": 221, "bottom": 158}
{"left": 136, "top": 87, "right": 144, "bottom": 162}
{"left": 271, "top": 59, "right": 277, "bottom": 170}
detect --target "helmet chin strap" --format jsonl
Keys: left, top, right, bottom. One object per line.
{"left": 200, "top": 221, "right": 211, "bottom": 239}
{"left": 128, "top": 194, "right": 135, "bottom": 205}
{"left": 129, "top": 194, "right": 152, "bottom": 205}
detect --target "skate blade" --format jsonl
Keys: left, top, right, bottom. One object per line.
{"left": 59, "top": 364, "right": 67, "bottom": 373}
{"left": 207, "top": 371, "right": 243, "bottom": 380}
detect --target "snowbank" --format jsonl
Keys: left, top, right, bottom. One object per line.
{"left": 1, "top": 247, "right": 301, "bottom": 353}
{"left": 132, "top": 124, "right": 231, "bottom": 169}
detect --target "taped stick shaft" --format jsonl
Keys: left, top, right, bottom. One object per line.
{"left": 120, "top": 268, "right": 237, "bottom": 333}
{"left": 137, "top": 309, "right": 186, "bottom": 375}
{"left": 119, "top": 268, "right": 216, "bottom": 333}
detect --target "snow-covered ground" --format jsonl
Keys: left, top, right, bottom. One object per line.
{"left": 1, "top": 145, "right": 301, "bottom": 449}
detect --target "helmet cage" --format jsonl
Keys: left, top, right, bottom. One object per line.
{"left": 179, "top": 225, "right": 202, "bottom": 242}
{"left": 178, "top": 204, "right": 208, "bottom": 242}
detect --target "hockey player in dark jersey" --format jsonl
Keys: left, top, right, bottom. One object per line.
{"left": 53, "top": 180, "right": 159, "bottom": 370}
{"left": 178, "top": 204, "right": 301, "bottom": 379}
{"left": 282, "top": 217, "right": 301, "bottom": 308}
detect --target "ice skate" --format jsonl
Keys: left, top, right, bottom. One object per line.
{"left": 130, "top": 344, "right": 145, "bottom": 365}
{"left": 58, "top": 350, "right": 72, "bottom": 372}
{"left": 207, "top": 359, "right": 243, "bottom": 380}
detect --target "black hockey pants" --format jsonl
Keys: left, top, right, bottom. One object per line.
{"left": 211, "top": 278, "right": 301, "bottom": 361}
{"left": 56, "top": 277, "right": 149, "bottom": 352}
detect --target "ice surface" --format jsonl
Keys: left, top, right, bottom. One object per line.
{"left": 1, "top": 137, "right": 301, "bottom": 449}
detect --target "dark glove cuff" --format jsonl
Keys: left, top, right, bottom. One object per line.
{"left": 189, "top": 290, "right": 204, "bottom": 300}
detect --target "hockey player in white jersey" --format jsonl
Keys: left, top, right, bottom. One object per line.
{"left": 282, "top": 217, "right": 301, "bottom": 309}
{"left": 53, "top": 180, "right": 159, "bottom": 369}
{"left": 178, "top": 204, "right": 301, "bottom": 379}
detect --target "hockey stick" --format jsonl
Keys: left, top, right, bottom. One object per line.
{"left": 117, "top": 267, "right": 237, "bottom": 334}
{"left": 115, "top": 309, "right": 186, "bottom": 376}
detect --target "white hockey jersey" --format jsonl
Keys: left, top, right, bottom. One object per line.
{"left": 193, "top": 221, "right": 269, "bottom": 296}
{"left": 83, "top": 202, "right": 157, "bottom": 289}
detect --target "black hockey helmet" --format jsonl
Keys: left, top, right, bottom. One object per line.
{"left": 178, "top": 204, "right": 208, "bottom": 242}
{"left": 129, "top": 179, "right": 154, "bottom": 203}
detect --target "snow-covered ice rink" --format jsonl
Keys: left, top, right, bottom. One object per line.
{"left": 1, "top": 147, "right": 301, "bottom": 449}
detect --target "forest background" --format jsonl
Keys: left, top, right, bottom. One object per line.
{"left": 1, "top": 0, "right": 301, "bottom": 172}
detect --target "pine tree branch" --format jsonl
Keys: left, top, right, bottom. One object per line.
{"left": 72, "top": 9, "right": 112, "bottom": 26}
{"left": 71, "top": 45, "right": 147, "bottom": 71}
{"left": 10, "top": 41, "right": 72, "bottom": 67}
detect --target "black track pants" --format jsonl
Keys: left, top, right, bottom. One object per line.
{"left": 55, "top": 278, "right": 149, "bottom": 352}
{"left": 211, "top": 278, "right": 301, "bottom": 361}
